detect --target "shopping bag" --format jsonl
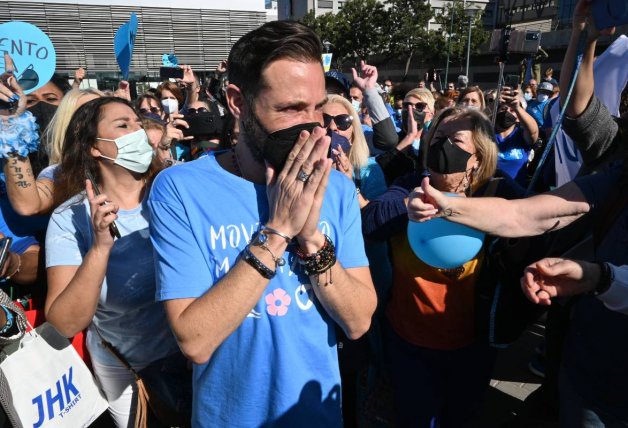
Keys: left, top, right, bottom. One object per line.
{"left": 0, "top": 322, "right": 108, "bottom": 428}
{"left": 14, "top": 297, "right": 91, "bottom": 367}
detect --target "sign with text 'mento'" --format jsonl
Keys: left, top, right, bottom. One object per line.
{"left": 0, "top": 21, "right": 56, "bottom": 94}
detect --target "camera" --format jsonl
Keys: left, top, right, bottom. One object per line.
{"left": 489, "top": 29, "right": 541, "bottom": 55}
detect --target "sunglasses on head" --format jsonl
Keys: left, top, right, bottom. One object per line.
{"left": 139, "top": 107, "right": 161, "bottom": 114}
{"left": 323, "top": 113, "right": 353, "bottom": 131}
{"left": 402, "top": 101, "right": 427, "bottom": 111}
{"left": 187, "top": 107, "right": 209, "bottom": 114}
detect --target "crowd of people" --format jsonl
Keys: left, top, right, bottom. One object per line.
{"left": 0, "top": 0, "right": 626, "bottom": 426}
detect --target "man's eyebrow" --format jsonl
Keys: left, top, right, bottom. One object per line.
{"left": 316, "top": 98, "right": 328, "bottom": 109}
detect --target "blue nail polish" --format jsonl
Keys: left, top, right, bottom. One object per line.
{"left": 9, "top": 95, "right": 19, "bottom": 102}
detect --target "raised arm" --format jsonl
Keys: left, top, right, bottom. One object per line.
{"left": 408, "top": 177, "right": 590, "bottom": 238}
{"left": 46, "top": 182, "right": 119, "bottom": 337}
{"left": 1, "top": 55, "right": 56, "bottom": 216}
{"left": 352, "top": 61, "right": 398, "bottom": 150}
{"left": 559, "top": 0, "right": 616, "bottom": 117}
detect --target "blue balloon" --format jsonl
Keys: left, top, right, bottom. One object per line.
{"left": 0, "top": 21, "right": 56, "bottom": 94}
{"left": 407, "top": 218, "right": 485, "bottom": 269}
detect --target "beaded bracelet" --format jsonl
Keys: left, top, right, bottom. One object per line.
{"left": 295, "top": 235, "right": 336, "bottom": 276}
{"left": 0, "top": 111, "right": 40, "bottom": 159}
{"left": 0, "top": 305, "right": 14, "bottom": 335}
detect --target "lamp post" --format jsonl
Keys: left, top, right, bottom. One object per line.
{"left": 323, "top": 40, "right": 331, "bottom": 53}
{"left": 444, "top": 1, "right": 455, "bottom": 90}
{"left": 464, "top": 5, "right": 481, "bottom": 80}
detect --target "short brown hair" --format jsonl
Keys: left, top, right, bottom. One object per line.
{"left": 156, "top": 81, "right": 184, "bottom": 106}
{"left": 228, "top": 21, "right": 322, "bottom": 103}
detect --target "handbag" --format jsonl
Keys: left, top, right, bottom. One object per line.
{"left": 95, "top": 327, "right": 192, "bottom": 428}
{"left": 0, "top": 322, "right": 108, "bottom": 428}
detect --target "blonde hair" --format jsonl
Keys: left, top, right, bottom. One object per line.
{"left": 424, "top": 106, "right": 498, "bottom": 192}
{"left": 326, "top": 95, "right": 369, "bottom": 171}
{"left": 45, "top": 88, "right": 104, "bottom": 165}
{"left": 404, "top": 88, "right": 435, "bottom": 111}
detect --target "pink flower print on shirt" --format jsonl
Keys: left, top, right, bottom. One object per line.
{"left": 265, "top": 288, "right": 292, "bottom": 316}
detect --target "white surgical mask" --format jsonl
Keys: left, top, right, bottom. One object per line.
{"left": 384, "top": 85, "right": 391, "bottom": 93}
{"left": 161, "top": 98, "right": 179, "bottom": 114}
{"left": 351, "top": 99, "right": 361, "bottom": 112}
{"left": 97, "top": 129, "right": 154, "bottom": 173}
{"left": 537, "top": 94, "right": 549, "bottom": 103}
{"left": 524, "top": 93, "right": 533, "bottom": 102}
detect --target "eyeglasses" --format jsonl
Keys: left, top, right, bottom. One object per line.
{"left": 139, "top": 107, "right": 162, "bottom": 114}
{"left": 187, "top": 107, "right": 209, "bottom": 114}
{"left": 323, "top": 113, "right": 354, "bottom": 131}
{"left": 402, "top": 101, "right": 428, "bottom": 111}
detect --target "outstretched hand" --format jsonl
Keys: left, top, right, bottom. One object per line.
{"left": 407, "top": 176, "right": 450, "bottom": 222}
{"left": 396, "top": 105, "right": 421, "bottom": 151}
{"left": 351, "top": 60, "right": 378, "bottom": 91}
{"left": 520, "top": 258, "right": 601, "bottom": 306}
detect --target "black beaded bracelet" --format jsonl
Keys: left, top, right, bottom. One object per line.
{"left": 295, "top": 235, "right": 337, "bottom": 276}
{"left": 242, "top": 245, "right": 276, "bottom": 279}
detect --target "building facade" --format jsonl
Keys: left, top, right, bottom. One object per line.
{"left": 0, "top": 0, "right": 266, "bottom": 88}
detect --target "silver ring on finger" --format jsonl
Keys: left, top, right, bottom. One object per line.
{"left": 296, "top": 170, "right": 310, "bottom": 183}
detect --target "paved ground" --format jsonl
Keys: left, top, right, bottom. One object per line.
{"left": 472, "top": 322, "right": 546, "bottom": 427}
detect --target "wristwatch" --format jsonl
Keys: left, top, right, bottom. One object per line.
{"left": 250, "top": 231, "right": 269, "bottom": 247}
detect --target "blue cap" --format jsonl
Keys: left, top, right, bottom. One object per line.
{"left": 325, "top": 70, "right": 350, "bottom": 92}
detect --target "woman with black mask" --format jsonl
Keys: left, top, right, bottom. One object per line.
{"left": 494, "top": 85, "right": 539, "bottom": 186}
{"left": 362, "top": 107, "right": 527, "bottom": 428}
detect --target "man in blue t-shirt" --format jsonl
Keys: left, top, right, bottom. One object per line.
{"left": 148, "top": 21, "right": 376, "bottom": 428}
{"left": 526, "top": 81, "right": 554, "bottom": 128}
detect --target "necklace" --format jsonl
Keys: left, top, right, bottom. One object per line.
{"left": 437, "top": 266, "right": 466, "bottom": 279}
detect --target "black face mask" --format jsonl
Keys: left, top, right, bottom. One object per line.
{"left": 495, "top": 111, "right": 517, "bottom": 132}
{"left": 262, "top": 122, "right": 322, "bottom": 171}
{"left": 427, "top": 137, "right": 472, "bottom": 174}
{"left": 401, "top": 109, "right": 426, "bottom": 132}
{"left": 27, "top": 101, "right": 58, "bottom": 134}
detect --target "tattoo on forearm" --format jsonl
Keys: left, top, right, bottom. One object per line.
{"left": 6, "top": 157, "right": 35, "bottom": 187}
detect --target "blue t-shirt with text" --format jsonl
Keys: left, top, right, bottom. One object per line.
{"left": 148, "top": 154, "right": 369, "bottom": 428}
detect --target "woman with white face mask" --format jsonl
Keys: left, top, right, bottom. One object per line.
{"left": 44, "top": 97, "right": 185, "bottom": 427}
{"left": 156, "top": 81, "right": 184, "bottom": 116}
